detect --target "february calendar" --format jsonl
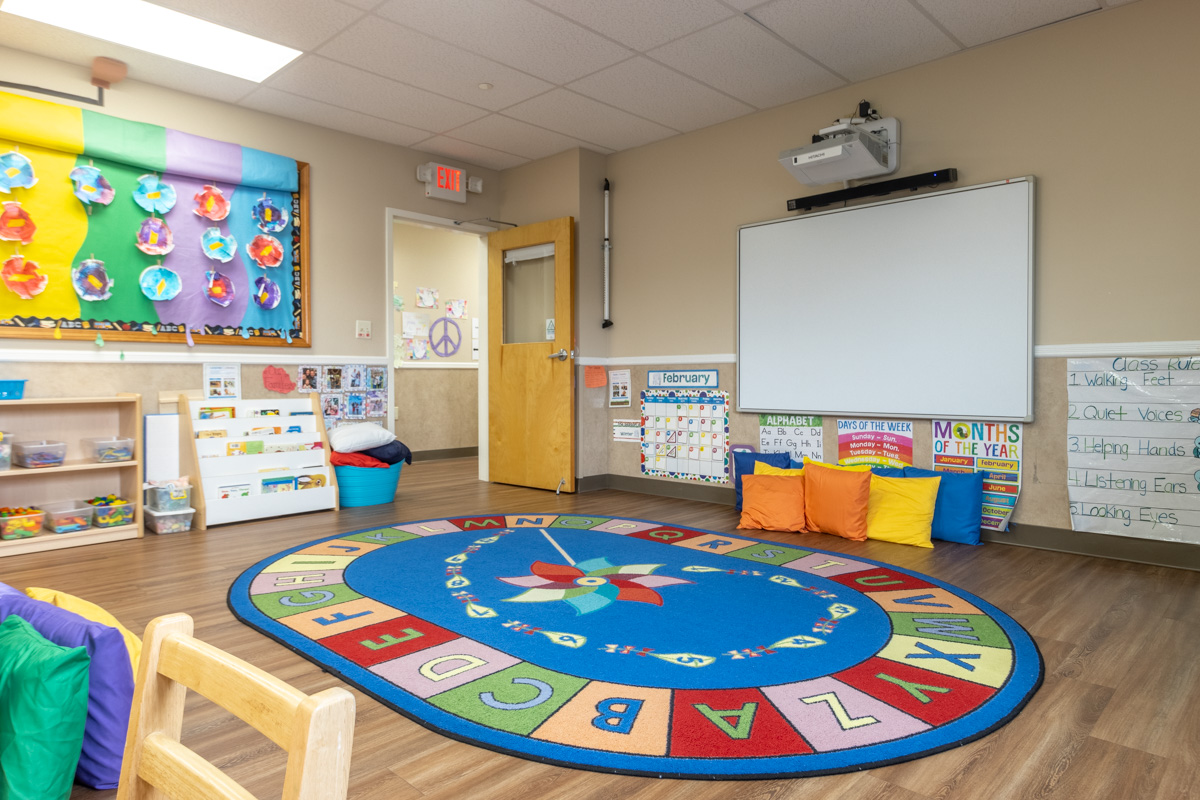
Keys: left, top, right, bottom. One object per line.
{"left": 640, "top": 390, "right": 730, "bottom": 483}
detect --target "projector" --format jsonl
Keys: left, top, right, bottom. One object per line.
{"left": 780, "top": 117, "right": 899, "bottom": 186}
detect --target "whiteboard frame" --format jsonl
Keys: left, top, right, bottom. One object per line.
{"left": 736, "top": 176, "right": 1035, "bottom": 422}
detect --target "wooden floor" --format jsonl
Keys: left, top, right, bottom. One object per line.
{"left": 4, "top": 457, "right": 1198, "bottom": 800}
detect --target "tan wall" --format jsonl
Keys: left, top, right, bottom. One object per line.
{"left": 394, "top": 369, "right": 478, "bottom": 453}
{"left": 392, "top": 222, "right": 481, "bottom": 365}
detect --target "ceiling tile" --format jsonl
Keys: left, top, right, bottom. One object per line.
{"left": 443, "top": 115, "right": 607, "bottom": 160}
{"left": 414, "top": 136, "right": 529, "bottom": 171}
{"left": 750, "top": 0, "right": 960, "bottom": 83}
{"left": 568, "top": 56, "right": 754, "bottom": 132}
{"left": 916, "top": 0, "right": 1100, "bottom": 48}
{"left": 264, "top": 55, "right": 488, "bottom": 131}
{"left": 317, "top": 15, "right": 553, "bottom": 111}
{"left": 374, "top": 0, "right": 632, "bottom": 83}
{"left": 503, "top": 89, "right": 678, "bottom": 151}
{"left": 238, "top": 87, "right": 431, "bottom": 147}
{"left": 531, "top": 0, "right": 734, "bottom": 51}
{"left": 649, "top": 15, "right": 844, "bottom": 109}
{"left": 148, "top": 0, "right": 366, "bottom": 51}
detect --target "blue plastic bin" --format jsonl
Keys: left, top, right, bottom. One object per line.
{"left": 0, "top": 380, "right": 26, "bottom": 400}
{"left": 335, "top": 461, "right": 403, "bottom": 507}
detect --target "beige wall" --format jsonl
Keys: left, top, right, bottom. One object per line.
{"left": 394, "top": 369, "right": 478, "bottom": 453}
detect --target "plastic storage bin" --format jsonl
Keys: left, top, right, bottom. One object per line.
{"left": 82, "top": 436, "right": 134, "bottom": 463}
{"left": 0, "top": 430, "right": 11, "bottom": 471}
{"left": 0, "top": 379, "right": 25, "bottom": 399}
{"left": 13, "top": 440, "right": 67, "bottom": 468}
{"left": 40, "top": 501, "right": 94, "bottom": 534}
{"left": 334, "top": 462, "right": 403, "bottom": 507}
{"left": 0, "top": 508, "right": 44, "bottom": 540}
{"left": 145, "top": 506, "right": 195, "bottom": 534}
{"left": 145, "top": 484, "right": 191, "bottom": 511}
{"left": 88, "top": 498, "right": 135, "bottom": 528}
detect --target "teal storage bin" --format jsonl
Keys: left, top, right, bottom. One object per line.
{"left": 335, "top": 462, "right": 403, "bottom": 507}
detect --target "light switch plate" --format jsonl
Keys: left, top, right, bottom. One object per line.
{"left": 355, "top": 320, "right": 371, "bottom": 339}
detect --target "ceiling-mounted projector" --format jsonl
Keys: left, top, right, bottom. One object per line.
{"left": 780, "top": 117, "right": 899, "bottom": 186}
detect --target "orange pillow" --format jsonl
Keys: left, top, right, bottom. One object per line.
{"left": 803, "top": 460, "right": 871, "bottom": 541}
{"left": 738, "top": 475, "right": 806, "bottom": 532}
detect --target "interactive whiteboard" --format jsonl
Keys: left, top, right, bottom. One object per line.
{"left": 738, "top": 177, "right": 1033, "bottom": 421}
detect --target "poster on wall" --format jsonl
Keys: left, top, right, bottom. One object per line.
{"left": 836, "top": 419, "right": 913, "bottom": 468}
{"left": 758, "top": 414, "right": 823, "bottom": 463}
{"left": 640, "top": 389, "right": 730, "bottom": 484}
{"left": 932, "top": 420, "right": 1023, "bottom": 531}
{"left": 203, "top": 363, "right": 240, "bottom": 400}
{"left": 609, "top": 369, "right": 631, "bottom": 407}
{"left": 1067, "top": 357, "right": 1200, "bottom": 543}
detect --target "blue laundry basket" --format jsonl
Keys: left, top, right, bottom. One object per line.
{"left": 335, "top": 462, "right": 403, "bottom": 507}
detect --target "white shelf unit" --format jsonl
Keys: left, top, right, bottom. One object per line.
{"left": 181, "top": 394, "right": 338, "bottom": 529}
{"left": 0, "top": 394, "right": 143, "bottom": 558}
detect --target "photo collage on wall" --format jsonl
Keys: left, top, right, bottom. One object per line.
{"left": 299, "top": 364, "right": 389, "bottom": 429}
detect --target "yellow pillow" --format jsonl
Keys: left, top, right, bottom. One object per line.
{"left": 802, "top": 457, "right": 871, "bottom": 472}
{"left": 754, "top": 462, "right": 804, "bottom": 477}
{"left": 24, "top": 587, "right": 142, "bottom": 672}
{"left": 865, "top": 475, "right": 941, "bottom": 549}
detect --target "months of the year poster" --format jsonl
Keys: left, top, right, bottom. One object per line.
{"left": 640, "top": 390, "right": 730, "bottom": 483}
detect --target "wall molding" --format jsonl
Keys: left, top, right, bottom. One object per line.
{"left": 397, "top": 362, "right": 479, "bottom": 370}
{"left": 576, "top": 353, "right": 737, "bottom": 366}
{"left": 1033, "top": 341, "right": 1200, "bottom": 358}
{"left": 0, "top": 348, "right": 389, "bottom": 365}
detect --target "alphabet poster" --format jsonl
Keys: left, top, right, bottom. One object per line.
{"left": 758, "top": 414, "right": 823, "bottom": 463}
{"left": 931, "top": 420, "right": 1023, "bottom": 531}
{"left": 837, "top": 419, "right": 913, "bottom": 468}
{"left": 1067, "top": 357, "right": 1200, "bottom": 543}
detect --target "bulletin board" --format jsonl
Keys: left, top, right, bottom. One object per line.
{"left": 0, "top": 91, "right": 310, "bottom": 347}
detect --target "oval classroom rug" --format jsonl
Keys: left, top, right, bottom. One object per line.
{"left": 228, "top": 514, "right": 1043, "bottom": 779}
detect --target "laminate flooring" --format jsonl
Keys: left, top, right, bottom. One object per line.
{"left": 3, "top": 458, "right": 1197, "bottom": 799}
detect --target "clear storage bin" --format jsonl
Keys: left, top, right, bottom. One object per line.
{"left": 0, "top": 430, "right": 12, "bottom": 471}
{"left": 13, "top": 440, "right": 67, "bottom": 468}
{"left": 40, "top": 501, "right": 94, "bottom": 534}
{"left": 145, "top": 484, "right": 191, "bottom": 511}
{"left": 145, "top": 506, "right": 195, "bottom": 534}
{"left": 0, "top": 509, "right": 44, "bottom": 540}
{"left": 82, "top": 436, "right": 134, "bottom": 463}
{"left": 88, "top": 498, "right": 135, "bottom": 528}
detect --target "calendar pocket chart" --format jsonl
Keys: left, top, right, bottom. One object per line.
{"left": 641, "top": 390, "right": 730, "bottom": 483}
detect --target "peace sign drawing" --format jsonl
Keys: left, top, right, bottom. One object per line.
{"left": 429, "top": 316, "right": 462, "bottom": 358}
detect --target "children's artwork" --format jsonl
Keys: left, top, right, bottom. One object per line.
{"left": 297, "top": 365, "right": 319, "bottom": 392}
{"left": 367, "top": 366, "right": 387, "bottom": 390}
{"left": 134, "top": 217, "right": 173, "bottom": 255}
{"left": 70, "top": 258, "right": 113, "bottom": 301}
{"left": 609, "top": 369, "right": 631, "bottom": 407}
{"left": 246, "top": 234, "right": 283, "bottom": 267}
{"left": 344, "top": 393, "right": 366, "bottom": 419}
{"left": 446, "top": 298, "right": 467, "bottom": 318}
{"left": 322, "top": 366, "right": 343, "bottom": 392}
{"left": 131, "top": 174, "right": 176, "bottom": 214}
{"left": 415, "top": 287, "right": 438, "bottom": 308}
{"left": 365, "top": 390, "right": 386, "bottom": 417}
{"left": 759, "top": 414, "right": 823, "bottom": 463}
{"left": 200, "top": 226, "right": 236, "bottom": 262}
{"left": 0, "top": 201, "right": 36, "bottom": 244}
{"left": 404, "top": 337, "right": 430, "bottom": 360}
{"left": 640, "top": 390, "right": 730, "bottom": 483}
{"left": 932, "top": 419, "right": 1023, "bottom": 532}
{"left": 837, "top": 419, "right": 913, "bottom": 468}
{"left": 0, "top": 150, "right": 36, "bottom": 192}
{"left": 262, "top": 365, "right": 296, "bottom": 394}
{"left": 138, "top": 265, "right": 182, "bottom": 301}
{"left": 192, "top": 185, "right": 230, "bottom": 220}
{"left": 401, "top": 311, "right": 430, "bottom": 339}
{"left": 393, "top": 295, "right": 403, "bottom": 311}
{"left": 68, "top": 165, "right": 113, "bottom": 206}
{"left": 345, "top": 364, "right": 367, "bottom": 391}
{"left": 1, "top": 255, "right": 48, "bottom": 299}
{"left": 1067, "top": 357, "right": 1200, "bottom": 544}
{"left": 320, "top": 392, "right": 343, "bottom": 420}
{"left": 204, "top": 270, "right": 235, "bottom": 307}
{"left": 251, "top": 195, "right": 288, "bottom": 233}
{"left": 252, "top": 276, "right": 281, "bottom": 310}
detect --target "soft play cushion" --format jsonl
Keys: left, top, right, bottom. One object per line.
{"left": 753, "top": 461, "right": 804, "bottom": 477}
{"left": 738, "top": 474, "right": 807, "bottom": 532}
{"left": 329, "top": 421, "right": 395, "bottom": 453}
{"left": 904, "top": 467, "right": 985, "bottom": 545}
{"left": 870, "top": 466, "right": 907, "bottom": 478}
{"left": 0, "top": 592, "right": 135, "bottom": 789}
{"left": 803, "top": 457, "right": 871, "bottom": 472}
{"left": 866, "top": 474, "right": 941, "bottom": 549}
{"left": 24, "top": 587, "right": 142, "bottom": 674}
{"left": 0, "top": 615, "right": 90, "bottom": 800}
{"left": 802, "top": 460, "right": 872, "bottom": 541}
{"left": 359, "top": 439, "right": 413, "bottom": 465}
{"left": 732, "top": 451, "right": 791, "bottom": 510}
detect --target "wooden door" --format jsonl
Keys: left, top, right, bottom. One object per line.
{"left": 487, "top": 217, "right": 575, "bottom": 492}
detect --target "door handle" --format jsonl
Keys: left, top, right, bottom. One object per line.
{"left": 548, "top": 349, "right": 571, "bottom": 361}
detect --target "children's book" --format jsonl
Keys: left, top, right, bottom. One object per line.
{"left": 197, "top": 429, "right": 226, "bottom": 439}
{"left": 218, "top": 483, "right": 251, "bottom": 499}
{"left": 199, "top": 406, "right": 235, "bottom": 419}
{"left": 262, "top": 476, "right": 296, "bottom": 493}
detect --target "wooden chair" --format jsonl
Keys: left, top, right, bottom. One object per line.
{"left": 117, "top": 613, "right": 355, "bottom": 800}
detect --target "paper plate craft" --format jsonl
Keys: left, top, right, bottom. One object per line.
{"left": 135, "top": 217, "right": 174, "bottom": 255}
{"left": 246, "top": 234, "right": 283, "bottom": 268}
{"left": 204, "top": 270, "right": 235, "bottom": 307}
{"left": 1, "top": 255, "right": 48, "bottom": 299}
{"left": 252, "top": 275, "right": 281, "bottom": 309}
{"left": 131, "top": 174, "right": 176, "bottom": 214}
{"left": 68, "top": 165, "right": 114, "bottom": 206}
{"left": 71, "top": 258, "right": 114, "bottom": 301}
{"left": 251, "top": 196, "right": 288, "bottom": 233}
{"left": 192, "top": 185, "right": 230, "bottom": 221}
{"left": 200, "top": 227, "right": 236, "bottom": 262}
{"left": 138, "top": 265, "right": 182, "bottom": 301}
{"left": 0, "top": 150, "right": 37, "bottom": 193}
{"left": 0, "top": 202, "right": 36, "bottom": 244}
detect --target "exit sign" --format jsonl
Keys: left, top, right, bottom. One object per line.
{"left": 418, "top": 161, "right": 466, "bottom": 203}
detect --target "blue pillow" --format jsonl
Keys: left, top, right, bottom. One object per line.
{"left": 732, "top": 451, "right": 791, "bottom": 510}
{"left": 903, "top": 467, "right": 984, "bottom": 545}
{"left": 871, "top": 467, "right": 907, "bottom": 478}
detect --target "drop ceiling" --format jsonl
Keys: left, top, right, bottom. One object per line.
{"left": 0, "top": 0, "right": 1136, "bottom": 171}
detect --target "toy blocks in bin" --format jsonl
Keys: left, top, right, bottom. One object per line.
{"left": 82, "top": 436, "right": 134, "bottom": 463}
{"left": 0, "top": 508, "right": 44, "bottom": 539}
{"left": 145, "top": 482, "right": 191, "bottom": 512}
{"left": 87, "top": 495, "right": 134, "bottom": 528}
{"left": 13, "top": 440, "right": 67, "bottom": 468}
{"left": 145, "top": 506, "right": 195, "bottom": 534}
{"left": 41, "top": 501, "right": 95, "bottom": 534}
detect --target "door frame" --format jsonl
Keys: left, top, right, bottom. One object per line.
{"left": 384, "top": 207, "right": 495, "bottom": 481}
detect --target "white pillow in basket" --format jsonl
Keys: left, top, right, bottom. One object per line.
{"left": 329, "top": 422, "right": 396, "bottom": 453}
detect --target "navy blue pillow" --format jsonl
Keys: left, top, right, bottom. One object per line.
{"left": 360, "top": 440, "right": 412, "bottom": 465}
{"left": 871, "top": 467, "right": 907, "bottom": 478}
{"left": 903, "top": 467, "right": 984, "bottom": 544}
{"left": 732, "top": 451, "right": 792, "bottom": 510}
